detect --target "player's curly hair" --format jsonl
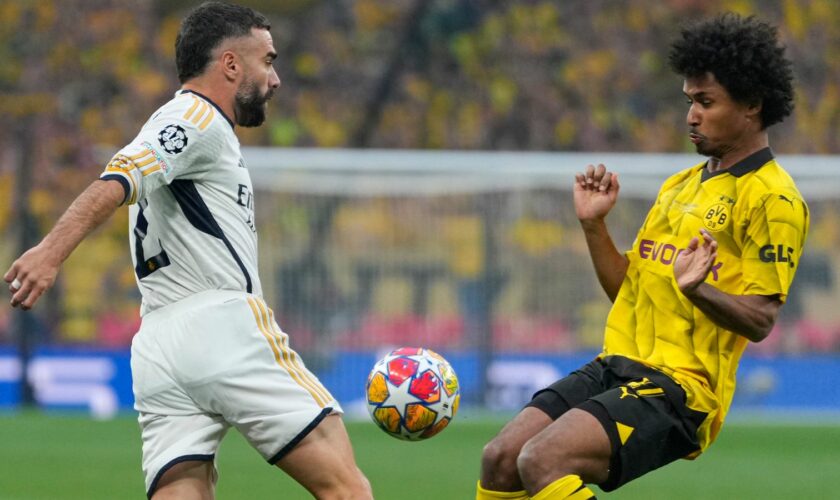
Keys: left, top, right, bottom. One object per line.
{"left": 668, "top": 13, "right": 794, "bottom": 129}
{"left": 176, "top": 1, "right": 271, "bottom": 83}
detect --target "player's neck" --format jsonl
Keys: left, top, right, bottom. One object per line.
{"left": 707, "top": 133, "right": 769, "bottom": 173}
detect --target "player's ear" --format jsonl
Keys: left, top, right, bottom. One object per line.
{"left": 220, "top": 50, "right": 240, "bottom": 82}
{"left": 746, "top": 100, "right": 762, "bottom": 123}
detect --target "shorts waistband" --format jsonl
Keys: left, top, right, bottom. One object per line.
{"left": 142, "top": 290, "right": 256, "bottom": 324}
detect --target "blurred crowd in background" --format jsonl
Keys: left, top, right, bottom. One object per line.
{"left": 1, "top": 0, "right": 839, "bottom": 353}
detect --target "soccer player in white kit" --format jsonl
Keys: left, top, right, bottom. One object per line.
{"left": 4, "top": 2, "right": 372, "bottom": 499}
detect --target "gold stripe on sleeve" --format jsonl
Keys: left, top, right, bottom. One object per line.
{"left": 119, "top": 170, "right": 138, "bottom": 205}
{"left": 141, "top": 165, "right": 162, "bottom": 177}
{"left": 104, "top": 155, "right": 139, "bottom": 204}
{"left": 134, "top": 155, "right": 157, "bottom": 168}
{"left": 128, "top": 149, "right": 153, "bottom": 161}
{"left": 104, "top": 162, "right": 135, "bottom": 173}
{"left": 126, "top": 168, "right": 139, "bottom": 204}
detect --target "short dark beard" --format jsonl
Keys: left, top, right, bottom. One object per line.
{"left": 234, "top": 78, "right": 271, "bottom": 127}
{"left": 696, "top": 141, "right": 730, "bottom": 161}
{"left": 695, "top": 142, "right": 716, "bottom": 158}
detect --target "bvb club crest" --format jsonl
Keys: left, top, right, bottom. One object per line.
{"left": 158, "top": 124, "right": 188, "bottom": 154}
{"left": 702, "top": 202, "right": 731, "bottom": 232}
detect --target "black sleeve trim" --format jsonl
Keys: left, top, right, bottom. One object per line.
{"left": 100, "top": 174, "right": 131, "bottom": 205}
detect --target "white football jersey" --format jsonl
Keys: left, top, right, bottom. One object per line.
{"left": 101, "top": 90, "right": 261, "bottom": 315}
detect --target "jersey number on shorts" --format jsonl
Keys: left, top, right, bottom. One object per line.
{"left": 134, "top": 201, "right": 171, "bottom": 279}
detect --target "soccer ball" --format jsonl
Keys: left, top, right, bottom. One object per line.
{"left": 365, "top": 347, "right": 460, "bottom": 441}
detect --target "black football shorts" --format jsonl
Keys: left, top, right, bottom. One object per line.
{"left": 526, "top": 355, "right": 707, "bottom": 491}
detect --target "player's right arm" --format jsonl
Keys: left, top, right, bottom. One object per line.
{"left": 5, "top": 94, "right": 218, "bottom": 311}
{"left": 574, "top": 163, "right": 627, "bottom": 302}
{"left": 4, "top": 179, "right": 125, "bottom": 310}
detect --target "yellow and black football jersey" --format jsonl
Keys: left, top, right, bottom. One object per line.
{"left": 602, "top": 148, "right": 809, "bottom": 452}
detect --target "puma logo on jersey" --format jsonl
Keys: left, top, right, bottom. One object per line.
{"left": 778, "top": 194, "right": 794, "bottom": 208}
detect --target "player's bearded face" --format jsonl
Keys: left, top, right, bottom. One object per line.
{"left": 234, "top": 77, "right": 272, "bottom": 127}
{"left": 684, "top": 75, "right": 751, "bottom": 161}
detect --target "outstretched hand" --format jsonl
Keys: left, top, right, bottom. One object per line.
{"left": 574, "top": 163, "right": 620, "bottom": 223}
{"left": 673, "top": 229, "right": 718, "bottom": 294}
{"left": 4, "top": 244, "right": 61, "bottom": 311}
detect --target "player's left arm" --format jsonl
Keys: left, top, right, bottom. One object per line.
{"left": 673, "top": 230, "right": 780, "bottom": 342}
{"left": 675, "top": 191, "right": 808, "bottom": 342}
{"left": 696, "top": 292, "right": 781, "bottom": 343}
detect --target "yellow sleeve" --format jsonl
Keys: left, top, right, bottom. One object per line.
{"left": 741, "top": 192, "right": 809, "bottom": 301}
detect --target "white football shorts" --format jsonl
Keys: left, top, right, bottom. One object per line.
{"left": 130, "top": 290, "right": 341, "bottom": 497}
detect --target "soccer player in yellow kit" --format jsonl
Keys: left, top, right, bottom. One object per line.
{"left": 477, "top": 13, "right": 808, "bottom": 500}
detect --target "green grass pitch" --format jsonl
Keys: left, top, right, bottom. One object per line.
{"left": 1, "top": 412, "right": 838, "bottom": 499}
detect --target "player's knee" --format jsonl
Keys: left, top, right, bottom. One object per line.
{"left": 310, "top": 466, "right": 372, "bottom": 500}
{"left": 355, "top": 467, "right": 373, "bottom": 499}
{"left": 519, "top": 439, "right": 605, "bottom": 492}
{"left": 481, "top": 438, "right": 520, "bottom": 482}
{"left": 516, "top": 439, "right": 577, "bottom": 491}
{"left": 336, "top": 478, "right": 373, "bottom": 500}
{"left": 516, "top": 440, "right": 550, "bottom": 488}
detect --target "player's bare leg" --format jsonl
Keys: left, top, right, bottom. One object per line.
{"left": 517, "top": 408, "right": 610, "bottom": 496}
{"left": 480, "top": 407, "right": 553, "bottom": 492}
{"left": 276, "top": 414, "right": 372, "bottom": 499}
{"left": 151, "top": 460, "right": 215, "bottom": 500}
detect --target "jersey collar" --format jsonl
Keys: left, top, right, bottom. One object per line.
{"left": 179, "top": 89, "right": 235, "bottom": 129}
{"left": 701, "top": 147, "right": 774, "bottom": 182}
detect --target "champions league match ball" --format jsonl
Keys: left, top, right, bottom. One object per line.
{"left": 366, "top": 347, "right": 460, "bottom": 441}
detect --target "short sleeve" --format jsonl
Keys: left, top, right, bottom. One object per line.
{"left": 741, "top": 192, "right": 809, "bottom": 302}
{"left": 100, "top": 95, "right": 222, "bottom": 205}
